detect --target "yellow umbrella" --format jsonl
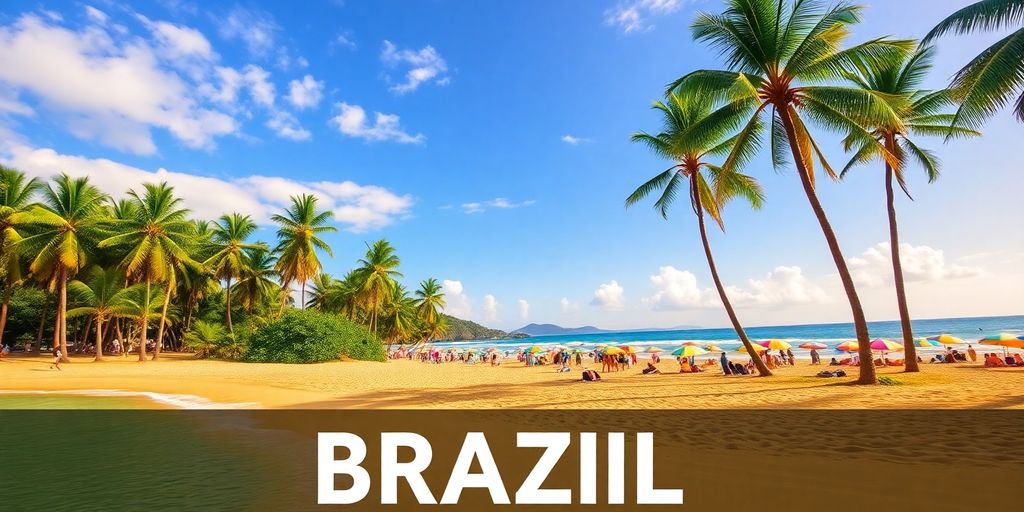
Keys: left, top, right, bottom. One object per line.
{"left": 672, "top": 346, "right": 708, "bottom": 357}
{"left": 603, "top": 346, "right": 626, "bottom": 355}
{"left": 646, "top": 347, "right": 665, "bottom": 353}
{"left": 759, "top": 339, "right": 792, "bottom": 350}
{"left": 619, "top": 345, "right": 638, "bottom": 353}
{"left": 704, "top": 344, "right": 724, "bottom": 352}
{"left": 979, "top": 334, "right": 1024, "bottom": 353}
{"left": 734, "top": 344, "right": 766, "bottom": 353}
{"left": 836, "top": 341, "right": 859, "bottom": 352}
{"left": 928, "top": 334, "right": 965, "bottom": 345}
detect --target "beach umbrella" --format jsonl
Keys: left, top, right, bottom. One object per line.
{"left": 869, "top": 339, "right": 904, "bottom": 352}
{"left": 734, "top": 344, "right": 766, "bottom": 353}
{"left": 619, "top": 345, "right": 638, "bottom": 353}
{"left": 527, "top": 346, "right": 544, "bottom": 354}
{"left": 798, "top": 342, "right": 827, "bottom": 350}
{"left": 927, "top": 334, "right": 965, "bottom": 345}
{"left": 681, "top": 341, "right": 702, "bottom": 346}
{"left": 759, "top": 339, "right": 792, "bottom": 350}
{"left": 603, "top": 346, "right": 626, "bottom": 356}
{"left": 978, "top": 334, "right": 1024, "bottom": 352}
{"left": 913, "top": 338, "right": 942, "bottom": 348}
{"left": 836, "top": 341, "right": 859, "bottom": 352}
{"left": 704, "top": 344, "right": 724, "bottom": 352}
{"left": 646, "top": 347, "right": 665, "bottom": 353}
{"left": 671, "top": 346, "right": 708, "bottom": 357}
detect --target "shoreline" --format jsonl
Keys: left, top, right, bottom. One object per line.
{"left": 3, "top": 352, "right": 1023, "bottom": 409}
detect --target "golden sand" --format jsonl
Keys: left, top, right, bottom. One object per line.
{"left": 1, "top": 352, "right": 1022, "bottom": 409}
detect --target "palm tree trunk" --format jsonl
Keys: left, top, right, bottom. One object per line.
{"left": 225, "top": 277, "right": 234, "bottom": 333}
{"left": 884, "top": 141, "right": 918, "bottom": 372}
{"left": 692, "top": 179, "right": 772, "bottom": 376}
{"left": 34, "top": 295, "right": 48, "bottom": 354}
{"left": 301, "top": 280, "right": 306, "bottom": 310}
{"left": 94, "top": 317, "right": 104, "bottom": 362}
{"left": 139, "top": 279, "right": 150, "bottom": 362}
{"left": 0, "top": 286, "right": 12, "bottom": 347}
{"left": 153, "top": 285, "right": 171, "bottom": 360}
{"left": 58, "top": 271, "right": 69, "bottom": 362}
{"left": 778, "top": 107, "right": 875, "bottom": 384}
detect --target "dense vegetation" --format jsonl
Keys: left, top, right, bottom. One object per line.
{"left": 435, "top": 314, "right": 529, "bottom": 341}
{"left": 244, "top": 309, "right": 385, "bottom": 363}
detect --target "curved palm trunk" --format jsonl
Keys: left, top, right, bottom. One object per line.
{"left": 138, "top": 279, "right": 150, "bottom": 362}
{"left": 34, "top": 297, "right": 48, "bottom": 354}
{"left": 884, "top": 143, "right": 918, "bottom": 372}
{"left": 692, "top": 179, "right": 772, "bottom": 376}
{"left": 778, "top": 107, "right": 875, "bottom": 384}
{"left": 153, "top": 286, "right": 171, "bottom": 360}
{"left": 58, "top": 271, "right": 69, "bottom": 362}
{"left": 0, "top": 286, "right": 12, "bottom": 347}
{"left": 225, "top": 277, "right": 234, "bottom": 333}
{"left": 94, "top": 317, "right": 104, "bottom": 362}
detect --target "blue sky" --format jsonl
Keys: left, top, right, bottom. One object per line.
{"left": 0, "top": 0, "right": 1020, "bottom": 330}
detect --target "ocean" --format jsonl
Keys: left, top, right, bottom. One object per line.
{"left": 431, "top": 314, "right": 1024, "bottom": 357}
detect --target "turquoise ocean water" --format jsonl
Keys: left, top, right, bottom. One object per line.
{"left": 431, "top": 315, "right": 1024, "bottom": 357}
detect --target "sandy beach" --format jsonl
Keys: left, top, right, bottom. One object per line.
{"left": 2, "top": 352, "right": 1022, "bottom": 409}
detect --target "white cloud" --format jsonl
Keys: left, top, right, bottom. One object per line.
{"left": 3, "top": 143, "right": 412, "bottom": 232}
{"left": 137, "top": 15, "right": 214, "bottom": 64}
{"left": 482, "top": 294, "right": 499, "bottom": 323}
{"left": 333, "top": 32, "right": 356, "bottom": 51}
{"left": 441, "top": 280, "right": 472, "bottom": 318}
{"left": 517, "top": 299, "right": 530, "bottom": 321}
{"left": 560, "top": 297, "right": 581, "bottom": 313}
{"left": 849, "top": 242, "right": 982, "bottom": 288}
{"left": 646, "top": 266, "right": 713, "bottom": 310}
{"left": 84, "top": 6, "right": 108, "bottom": 25}
{"left": 0, "top": 13, "right": 237, "bottom": 154}
{"left": 724, "top": 266, "right": 829, "bottom": 307}
{"left": 605, "top": 0, "right": 684, "bottom": 34}
{"left": 592, "top": 280, "right": 625, "bottom": 310}
{"left": 561, "top": 134, "right": 592, "bottom": 145}
{"left": 219, "top": 7, "right": 278, "bottom": 57}
{"left": 287, "top": 74, "right": 324, "bottom": 109}
{"left": 242, "top": 65, "right": 276, "bottom": 107}
{"left": 265, "top": 111, "right": 310, "bottom": 141}
{"left": 459, "top": 197, "right": 535, "bottom": 214}
{"left": 380, "top": 40, "right": 449, "bottom": 95}
{"left": 328, "top": 102, "right": 424, "bottom": 144}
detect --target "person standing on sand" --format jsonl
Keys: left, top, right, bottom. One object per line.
{"left": 786, "top": 348, "right": 796, "bottom": 366}
{"left": 49, "top": 347, "right": 62, "bottom": 370}
{"left": 810, "top": 349, "right": 820, "bottom": 365}
{"left": 720, "top": 351, "right": 730, "bottom": 375}
{"left": 967, "top": 345, "right": 977, "bottom": 362}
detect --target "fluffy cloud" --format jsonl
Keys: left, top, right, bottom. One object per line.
{"left": 849, "top": 242, "right": 982, "bottom": 288}
{"left": 219, "top": 7, "right": 278, "bottom": 57}
{"left": 328, "top": 102, "right": 424, "bottom": 144}
{"left": 380, "top": 40, "right": 449, "bottom": 95}
{"left": 561, "top": 134, "right": 591, "bottom": 145}
{"left": 517, "top": 299, "right": 530, "bottom": 321}
{"left": 460, "top": 198, "right": 536, "bottom": 214}
{"left": 265, "top": 111, "right": 311, "bottom": 141}
{"left": 84, "top": 6, "right": 108, "bottom": 25}
{"left": 4, "top": 143, "right": 412, "bottom": 232}
{"left": 482, "top": 294, "right": 499, "bottom": 322}
{"left": 592, "top": 280, "right": 625, "bottom": 310}
{"left": 0, "top": 13, "right": 236, "bottom": 154}
{"left": 724, "top": 266, "right": 828, "bottom": 307}
{"left": 605, "top": 0, "right": 684, "bottom": 34}
{"left": 441, "top": 280, "right": 472, "bottom": 318}
{"left": 287, "top": 75, "right": 324, "bottom": 109}
{"left": 560, "top": 297, "right": 581, "bottom": 313}
{"left": 646, "top": 266, "right": 713, "bottom": 310}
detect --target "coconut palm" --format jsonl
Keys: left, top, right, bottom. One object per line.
{"left": 272, "top": 194, "right": 337, "bottom": 312}
{"left": 204, "top": 213, "right": 260, "bottom": 333}
{"left": 14, "top": 174, "right": 107, "bottom": 361}
{"left": 674, "top": 0, "right": 914, "bottom": 384}
{"left": 840, "top": 45, "right": 982, "bottom": 372}
{"left": 100, "top": 182, "right": 198, "bottom": 361}
{"left": 355, "top": 239, "right": 402, "bottom": 335}
{"left": 183, "top": 320, "right": 226, "bottom": 359}
{"left": 0, "top": 166, "right": 42, "bottom": 346}
{"left": 414, "top": 278, "right": 446, "bottom": 343}
{"left": 924, "top": 0, "right": 1024, "bottom": 127}
{"left": 66, "top": 267, "right": 141, "bottom": 361}
{"left": 627, "top": 88, "right": 773, "bottom": 376}
{"left": 380, "top": 283, "right": 418, "bottom": 345}
{"left": 233, "top": 245, "right": 278, "bottom": 317}
{"left": 305, "top": 272, "right": 338, "bottom": 311}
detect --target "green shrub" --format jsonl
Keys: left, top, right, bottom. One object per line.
{"left": 877, "top": 376, "right": 902, "bottom": 386}
{"left": 244, "top": 309, "right": 385, "bottom": 363}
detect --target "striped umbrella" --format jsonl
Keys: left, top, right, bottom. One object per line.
{"left": 927, "top": 334, "right": 965, "bottom": 345}
{"left": 914, "top": 338, "right": 942, "bottom": 348}
{"left": 759, "top": 339, "right": 792, "bottom": 350}
{"left": 979, "top": 333, "right": 1024, "bottom": 351}
{"left": 527, "top": 346, "right": 544, "bottom": 354}
{"left": 672, "top": 346, "right": 708, "bottom": 357}
{"left": 869, "top": 339, "right": 903, "bottom": 352}
{"left": 836, "top": 341, "right": 859, "bottom": 353}
{"left": 799, "top": 342, "right": 827, "bottom": 350}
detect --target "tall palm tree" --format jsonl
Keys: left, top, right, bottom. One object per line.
{"left": 233, "top": 245, "right": 278, "bottom": 318}
{"left": 178, "top": 220, "right": 218, "bottom": 335}
{"left": 414, "top": 278, "right": 446, "bottom": 343}
{"left": 0, "top": 166, "right": 42, "bottom": 346}
{"left": 305, "top": 272, "right": 338, "bottom": 311}
{"left": 336, "top": 270, "right": 364, "bottom": 321}
{"left": 924, "top": 0, "right": 1024, "bottom": 127}
{"left": 840, "top": 45, "right": 982, "bottom": 372}
{"left": 380, "top": 283, "right": 417, "bottom": 345}
{"left": 627, "top": 88, "right": 772, "bottom": 376}
{"left": 100, "top": 182, "right": 198, "bottom": 361}
{"left": 66, "top": 267, "right": 140, "bottom": 361}
{"left": 675, "top": 0, "right": 913, "bottom": 384}
{"left": 14, "top": 174, "right": 106, "bottom": 361}
{"left": 204, "top": 213, "right": 259, "bottom": 333}
{"left": 355, "top": 239, "right": 402, "bottom": 335}
{"left": 271, "top": 194, "right": 336, "bottom": 312}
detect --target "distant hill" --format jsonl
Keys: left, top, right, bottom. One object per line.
{"left": 435, "top": 314, "right": 530, "bottom": 341}
{"left": 513, "top": 323, "right": 609, "bottom": 336}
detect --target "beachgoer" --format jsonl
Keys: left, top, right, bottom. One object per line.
{"left": 810, "top": 349, "right": 820, "bottom": 365}
{"left": 50, "top": 347, "right": 62, "bottom": 370}
{"left": 720, "top": 351, "right": 730, "bottom": 375}
{"left": 829, "top": 357, "right": 839, "bottom": 366}
{"left": 642, "top": 362, "right": 660, "bottom": 375}
{"left": 679, "top": 357, "right": 693, "bottom": 373}
{"left": 786, "top": 348, "right": 795, "bottom": 366}
{"left": 967, "top": 345, "right": 977, "bottom": 362}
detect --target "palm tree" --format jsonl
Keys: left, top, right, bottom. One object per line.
{"left": 14, "top": 174, "right": 106, "bottom": 361}
{"left": 923, "top": 0, "right": 1024, "bottom": 127}
{"left": 355, "top": 239, "right": 402, "bottom": 335}
{"left": 380, "top": 284, "right": 418, "bottom": 345}
{"left": 414, "top": 278, "right": 446, "bottom": 343}
{"left": 204, "top": 213, "right": 259, "bottom": 333}
{"left": 627, "top": 88, "right": 772, "bottom": 376}
{"left": 66, "top": 267, "right": 140, "bottom": 361}
{"left": 0, "top": 166, "right": 42, "bottom": 347}
{"left": 305, "top": 272, "right": 338, "bottom": 311}
{"left": 271, "top": 194, "right": 336, "bottom": 312}
{"left": 184, "top": 320, "right": 226, "bottom": 359}
{"left": 840, "top": 45, "right": 982, "bottom": 372}
{"left": 233, "top": 245, "right": 278, "bottom": 318}
{"left": 675, "top": 0, "right": 914, "bottom": 384}
{"left": 100, "top": 182, "right": 198, "bottom": 361}
{"left": 336, "top": 270, "right": 364, "bottom": 321}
